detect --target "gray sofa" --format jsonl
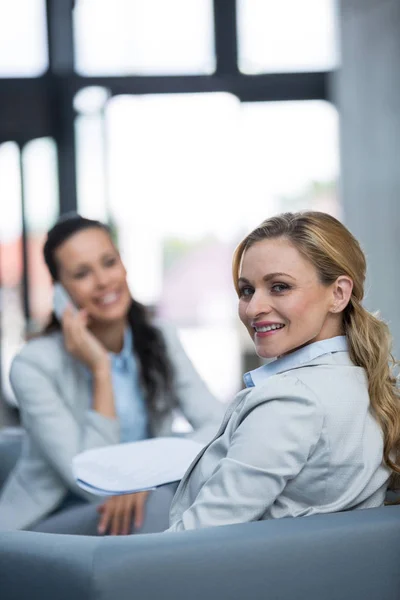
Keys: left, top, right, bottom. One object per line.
{"left": 1, "top": 431, "right": 400, "bottom": 600}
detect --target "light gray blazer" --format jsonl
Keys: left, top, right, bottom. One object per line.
{"left": 168, "top": 351, "right": 390, "bottom": 531}
{"left": 0, "top": 322, "right": 223, "bottom": 531}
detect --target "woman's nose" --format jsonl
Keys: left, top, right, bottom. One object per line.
{"left": 246, "top": 292, "right": 272, "bottom": 319}
{"left": 94, "top": 269, "right": 110, "bottom": 288}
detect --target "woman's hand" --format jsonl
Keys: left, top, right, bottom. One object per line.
{"left": 96, "top": 491, "right": 150, "bottom": 535}
{"left": 62, "top": 306, "right": 109, "bottom": 373}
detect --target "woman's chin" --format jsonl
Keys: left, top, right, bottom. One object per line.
{"left": 90, "top": 308, "right": 127, "bottom": 325}
{"left": 254, "top": 345, "right": 278, "bottom": 360}
{"left": 258, "top": 352, "right": 277, "bottom": 360}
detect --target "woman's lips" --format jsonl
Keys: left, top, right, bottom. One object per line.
{"left": 253, "top": 323, "right": 285, "bottom": 337}
{"left": 95, "top": 291, "right": 121, "bottom": 307}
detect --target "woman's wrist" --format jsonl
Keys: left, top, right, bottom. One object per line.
{"left": 92, "top": 357, "right": 116, "bottom": 418}
{"left": 91, "top": 356, "right": 112, "bottom": 378}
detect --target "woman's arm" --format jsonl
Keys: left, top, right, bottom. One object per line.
{"left": 160, "top": 323, "right": 225, "bottom": 443}
{"left": 168, "top": 380, "right": 323, "bottom": 531}
{"left": 9, "top": 351, "right": 119, "bottom": 493}
{"left": 62, "top": 307, "right": 116, "bottom": 419}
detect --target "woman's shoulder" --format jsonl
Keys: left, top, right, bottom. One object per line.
{"left": 245, "top": 352, "right": 362, "bottom": 399}
{"left": 150, "top": 318, "right": 179, "bottom": 345}
{"left": 12, "top": 331, "right": 66, "bottom": 369}
{"left": 151, "top": 317, "right": 174, "bottom": 333}
{"left": 241, "top": 370, "right": 323, "bottom": 415}
{"left": 252, "top": 356, "right": 367, "bottom": 411}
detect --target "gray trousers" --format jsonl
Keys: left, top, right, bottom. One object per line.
{"left": 28, "top": 483, "right": 178, "bottom": 536}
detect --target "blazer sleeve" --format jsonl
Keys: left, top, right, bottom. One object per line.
{"left": 9, "top": 354, "right": 119, "bottom": 491}
{"left": 167, "top": 377, "right": 324, "bottom": 531}
{"left": 160, "top": 323, "right": 225, "bottom": 444}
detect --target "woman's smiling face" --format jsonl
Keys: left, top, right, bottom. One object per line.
{"left": 55, "top": 227, "right": 132, "bottom": 325}
{"left": 238, "top": 237, "right": 344, "bottom": 358}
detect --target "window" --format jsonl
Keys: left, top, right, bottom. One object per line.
{"left": 22, "top": 138, "right": 59, "bottom": 327}
{"left": 74, "top": 93, "right": 339, "bottom": 401}
{"left": 73, "top": 0, "right": 215, "bottom": 75}
{"left": 0, "top": 0, "right": 48, "bottom": 76}
{"left": 0, "top": 143, "right": 24, "bottom": 405}
{"left": 239, "top": 100, "right": 340, "bottom": 227}
{"left": 237, "top": 0, "right": 338, "bottom": 74}
{"left": 0, "top": 139, "right": 59, "bottom": 406}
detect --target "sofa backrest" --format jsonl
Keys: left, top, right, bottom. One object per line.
{"left": 94, "top": 505, "right": 400, "bottom": 600}
{"left": 1, "top": 506, "right": 400, "bottom": 600}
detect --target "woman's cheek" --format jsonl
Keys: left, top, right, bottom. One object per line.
{"left": 238, "top": 300, "right": 247, "bottom": 325}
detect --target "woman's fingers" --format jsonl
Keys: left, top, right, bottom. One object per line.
{"left": 114, "top": 495, "right": 136, "bottom": 535}
{"left": 61, "top": 304, "right": 73, "bottom": 321}
{"left": 121, "top": 495, "right": 134, "bottom": 535}
{"left": 97, "top": 500, "right": 113, "bottom": 535}
{"left": 61, "top": 306, "right": 109, "bottom": 371}
{"left": 97, "top": 494, "right": 148, "bottom": 536}
{"left": 62, "top": 307, "right": 84, "bottom": 344}
{"left": 110, "top": 499, "right": 124, "bottom": 536}
{"left": 77, "top": 308, "right": 89, "bottom": 327}
{"left": 134, "top": 492, "right": 148, "bottom": 530}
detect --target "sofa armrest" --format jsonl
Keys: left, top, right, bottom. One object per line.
{"left": 0, "top": 532, "right": 98, "bottom": 600}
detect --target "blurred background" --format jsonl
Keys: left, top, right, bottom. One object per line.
{"left": 0, "top": 0, "right": 399, "bottom": 426}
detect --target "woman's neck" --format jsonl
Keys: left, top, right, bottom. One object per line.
{"left": 89, "top": 319, "right": 127, "bottom": 354}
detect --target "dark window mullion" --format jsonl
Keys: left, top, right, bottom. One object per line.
{"left": 46, "top": 0, "right": 78, "bottom": 214}
{"left": 213, "top": 0, "right": 239, "bottom": 76}
{"left": 46, "top": 0, "right": 75, "bottom": 75}
{"left": 17, "top": 145, "right": 30, "bottom": 328}
{"left": 74, "top": 71, "right": 329, "bottom": 103}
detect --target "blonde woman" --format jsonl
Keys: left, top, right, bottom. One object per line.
{"left": 167, "top": 211, "right": 400, "bottom": 531}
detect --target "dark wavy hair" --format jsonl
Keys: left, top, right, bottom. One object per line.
{"left": 42, "top": 213, "right": 176, "bottom": 415}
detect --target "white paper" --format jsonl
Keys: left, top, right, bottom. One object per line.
{"left": 73, "top": 437, "right": 204, "bottom": 496}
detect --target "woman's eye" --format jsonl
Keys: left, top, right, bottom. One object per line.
{"left": 73, "top": 271, "right": 88, "bottom": 279}
{"left": 240, "top": 286, "right": 254, "bottom": 298}
{"left": 104, "top": 257, "right": 117, "bottom": 268}
{"left": 271, "top": 283, "right": 289, "bottom": 293}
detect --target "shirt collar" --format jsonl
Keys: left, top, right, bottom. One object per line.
{"left": 83, "top": 328, "right": 133, "bottom": 378}
{"left": 243, "top": 336, "right": 348, "bottom": 388}
{"left": 110, "top": 327, "right": 133, "bottom": 369}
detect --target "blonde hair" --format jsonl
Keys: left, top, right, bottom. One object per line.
{"left": 233, "top": 211, "right": 400, "bottom": 485}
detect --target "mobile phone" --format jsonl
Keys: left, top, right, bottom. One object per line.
{"left": 53, "top": 283, "right": 77, "bottom": 321}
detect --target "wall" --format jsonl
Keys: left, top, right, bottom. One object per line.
{"left": 338, "top": 0, "right": 400, "bottom": 356}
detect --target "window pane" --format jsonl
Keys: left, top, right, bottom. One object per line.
{"left": 23, "top": 138, "right": 59, "bottom": 235}
{"left": 238, "top": 0, "right": 338, "bottom": 74}
{"left": 73, "top": 0, "right": 215, "bottom": 75}
{"left": 105, "top": 93, "right": 242, "bottom": 403}
{"left": 22, "top": 138, "right": 59, "bottom": 328}
{"left": 75, "top": 87, "right": 111, "bottom": 222}
{"left": 0, "top": 0, "right": 48, "bottom": 76}
{"left": 0, "top": 139, "right": 59, "bottom": 407}
{"left": 0, "top": 143, "right": 24, "bottom": 406}
{"left": 94, "top": 94, "right": 340, "bottom": 404}
{"left": 76, "top": 113, "right": 110, "bottom": 222}
{"left": 240, "top": 101, "right": 340, "bottom": 221}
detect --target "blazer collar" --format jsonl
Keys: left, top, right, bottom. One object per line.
{"left": 244, "top": 336, "right": 349, "bottom": 388}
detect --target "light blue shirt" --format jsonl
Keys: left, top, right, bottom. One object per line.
{"left": 243, "top": 336, "right": 349, "bottom": 388}
{"left": 87, "top": 328, "right": 149, "bottom": 443}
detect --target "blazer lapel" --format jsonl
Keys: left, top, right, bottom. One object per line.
{"left": 59, "top": 355, "right": 92, "bottom": 414}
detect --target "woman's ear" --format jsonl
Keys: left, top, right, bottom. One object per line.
{"left": 331, "top": 276, "right": 353, "bottom": 313}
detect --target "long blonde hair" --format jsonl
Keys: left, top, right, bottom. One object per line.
{"left": 233, "top": 211, "right": 400, "bottom": 484}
